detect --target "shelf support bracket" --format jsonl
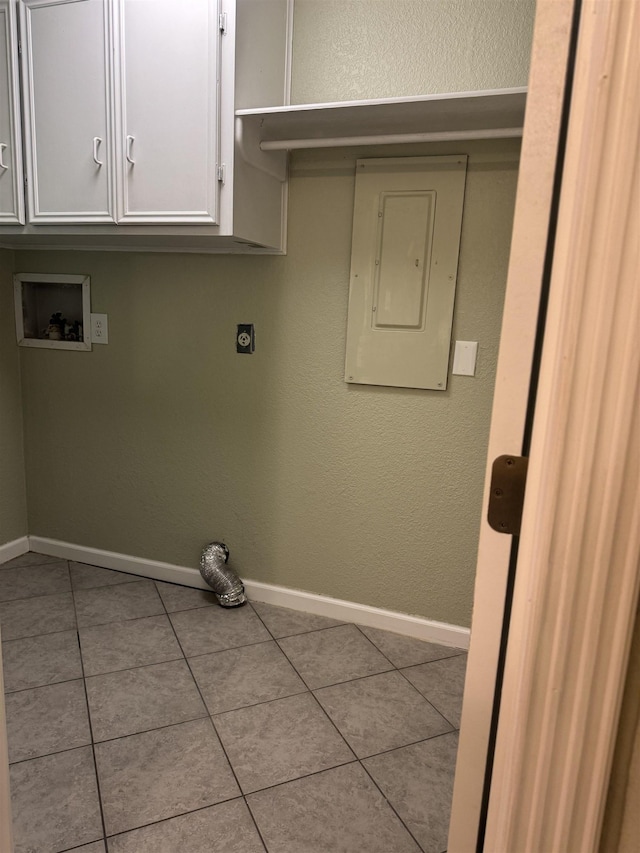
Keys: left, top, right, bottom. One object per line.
{"left": 235, "top": 118, "right": 288, "bottom": 182}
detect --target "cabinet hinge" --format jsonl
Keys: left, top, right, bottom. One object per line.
{"left": 217, "top": 164, "right": 226, "bottom": 183}
{"left": 487, "top": 455, "right": 529, "bottom": 536}
{"left": 219, "top": 12, "right": 227, "bottom": 33}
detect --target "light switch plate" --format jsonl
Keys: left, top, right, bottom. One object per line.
{"left": 452, "top": 340, "right": 478, "bottom": 376}
{"left": 90, "top": 313, "right": 109, "bottom": 344}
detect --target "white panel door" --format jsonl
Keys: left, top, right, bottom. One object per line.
{"left": 117, "top": 0, "right": 219, "bottom": 223}
{"left": 0, "top": 0, "right": 24, "bottom": 224}
{"left": 20, "top": 0, "right": 114, "bottom": 223}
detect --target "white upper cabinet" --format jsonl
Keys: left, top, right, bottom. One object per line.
{"left": 116, "top": 0, "right": 219, "bottom": 223}
{"left": 20, "top": 0, "right": 113, "bottom": 223}
{"left": 0, "top": 0, "right": 24, "bottom": 224}
{"left": 12, "top": 0, "right": 280, "bottom": 243}
{"left": 20, "top": 0, "right": 218, "bottom": 225}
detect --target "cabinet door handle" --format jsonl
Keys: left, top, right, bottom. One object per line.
{"left": 0, "top": 143, "right": 7, "bottom": 171}
{"left": 93, "top": 137, "right": 103, "bottom": 166}
{"left": 126, "top": 135, "right": 135, "bottom": 165}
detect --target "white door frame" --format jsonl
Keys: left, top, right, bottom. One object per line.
{"left": 451, "top": 0, "right": 640, "bottom": 849}
{"left": 448, "top": 0, "right": 577, "bottom": 847}
{"left": 485, "top": 0, "right": 639, "bottom": 847}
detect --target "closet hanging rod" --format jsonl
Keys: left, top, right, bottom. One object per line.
{"left": 259, "top": 127, "right": 523, "bottom": 151}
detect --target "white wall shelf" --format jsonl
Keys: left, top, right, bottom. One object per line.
{"left": 236, "top": 87, "right": 527, "bottom": 152}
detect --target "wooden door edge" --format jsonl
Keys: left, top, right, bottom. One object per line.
{"left": 447, "top": 1, "right": 576, "bottom": 848}
{"left": 484, "top": 0, "right": 640, "bottom": 849}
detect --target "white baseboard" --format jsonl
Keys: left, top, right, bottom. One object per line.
{"left": 0, "top": 536, "right": 30, "bottom": 565}
{"left": 28, "top": 536, "right": 469, "bottom": 649}
{"left": 244, "top": 578, "right": 469, "bottom": 649}
{"left": 28, "top": 536, "right": 209, "bottom": 588}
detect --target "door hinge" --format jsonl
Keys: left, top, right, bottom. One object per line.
{"left": 18, "top": 41, "right": 22, "bottom": 56}
{"left": 217, "top": 164, "right": 226, "bottom": 183}
{"left": 487, "top": 455, "right": 529, "bottom": 536}
{"left": 219, "top": 12, "right": 227, "bottom": 33}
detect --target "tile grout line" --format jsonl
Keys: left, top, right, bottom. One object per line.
{"left": 395, "top": 666, "right": 460, "bottom": 731}
{"left": 4, "top": 672, "right": 83, "bottom": 697}
{"left": 306, "top": 686, "right": 358, "bottom": 757}
{"left": 86, "top": 713, "right": 214, "bottom": 749}
{"left": 0, "top": 560, "right": 75, "bottom": 604}
{"left": 357, "top": 728, "right": 460, "bottom": 763}
{"left": 249, "top": 603, "right": 348, "bottom": 640}
{"left": 248, "top": 599, "right": 280, "bottom": 642}
{"left": 5, "top": 564, "right": 465, "bottom": 714}
{"left": 4, "top": 620, "right": 454, "bottom": 694}
{"left": 2, "top": 624, "right": 78, "bottom": 644}
{"left": 203, "top": 659, "right": 360, "bottom": 781}
{"left": 154, "top": 583, "right": 270, "bottom": 853}
{"left": 5, "top": 560, "right": 462, "bottom": 851}
{"left": 353, "top": 622, "right": 467, "bottom": 668}
{"left": 10, "top": 643, "right": 396, "bottom": 700}
{"left": 3, "top": 560, "right": 468, "bottom": 650}
{"left": 358, "top": 758, "right": 428, "bottom": 853}
{"left": 288, "top": 665, "right": 428, "bottom": 850}
{"left": 352, "top": 622, "right": 403, "bottom": 669}
{"left": 243, "top": 596, "right": 423, "bottom": 849}
{"left": 269, "top": 619, "right": 454, "bottom": 851}
{"left": 0, "top": 557, "right": 65, "bottom": 571}
{"left": 184, "top": 597, "right": 403, "bottom": 783}
{"left": 352, "top": 621, "right": 459, "bottom": 850}
{"left": 338, "top": 616, "right": 430, "bottom": 850}
{"left": 180, "top": 633, "right": 283, "bottom": 659}
{"left": 0, "top": 586, "right": 73, "bottom": 605}
{"left": 69, "top": 571, "right": 110, "bottom": 848}
{"left": 251, "top": 620, "right": 373, "bottom": 809}
{"left": 242, "top": 757, "right": 360, "bottom": 798}
{"left": 253, "top": 608, "right": 459, "bottom": 746}
{"left": 6, "top": 606, "right": 427, "bottom": 702}
{"left": 305, "top": 663, "right": 397, "bottom": 690}
{"left": 351, "top": 622, "right": 465, "bottom": 730}
{"left": 207, "top": 686, "right": 310, "bottom": 718}
{"left": 4, "top": 651, "right": 186, "bottom": 693}
{"left": 3, "top": 559, "right": 466, "bottom": 648}
{"left": 61, "top": 838, "right": 110, "bottom": 853}
{"left": 97, "top": 793, "right": 255, "bottom": 844}
{"left": 7, "top": 707, "right": 458, "bottom": 772}
{"left": 82, "top": 652, "right": 186, "bottom": 681}
{"left": 7, "top": 739, "right": 96, "bottom": 768}
{"left": 399, "top": 650, "right": 468, "bottom": 665}
{"left": 273, "top": 625, "right": 395, "bottom": 692}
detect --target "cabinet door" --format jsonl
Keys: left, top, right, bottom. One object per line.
{"left": 20, "top": 0, "right": 114, "bottom": 223}
{"left": 117, "top": 0, "right": 219, "bottom": 223}
{"left": 0, "top": 0, "right": 24, "bottom": 224}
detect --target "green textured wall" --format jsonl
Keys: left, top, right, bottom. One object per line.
{"left": 0, "top": 249, "right": 27, "bottom": 546}
{"left": 17, "top": 140, "right": 519, "bottom": 626}
{"left": 291, "top": 0, "right": 535, "bottom": 103}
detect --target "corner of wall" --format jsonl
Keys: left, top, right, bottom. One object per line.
{"left": 0, "top": 248, "right": 28, "bottom": 547}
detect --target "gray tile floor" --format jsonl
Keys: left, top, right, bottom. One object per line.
{"left": 1, "top": 553, "right": 467, "bottom": 853}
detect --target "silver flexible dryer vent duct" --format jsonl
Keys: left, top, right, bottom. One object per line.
{"left": 199, "top": 542, "right": 246, "bottom": 607}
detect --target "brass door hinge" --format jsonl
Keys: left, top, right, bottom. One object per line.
{"left": 488, "top": 455, "right": 529, "bottom": 535}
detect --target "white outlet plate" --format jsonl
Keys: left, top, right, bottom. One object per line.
{"left": 90, "top": 313, "right": 109, "bottom": 345}
{"left": 452, "top": 340, "right": 478, "bottom": 376}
